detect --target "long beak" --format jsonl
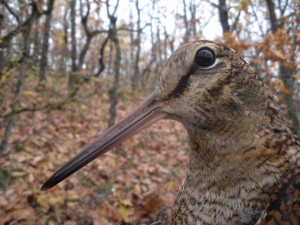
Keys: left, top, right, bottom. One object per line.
{"left": 41, "top": 91, "right": 166, "bottom": 190}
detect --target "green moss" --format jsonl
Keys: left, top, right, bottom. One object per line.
{"left": 0, "top": 167, "right": 14, "bottom": 188}
{"left": 112, "top": 147, "right": 127, "bottom": 157}
{"left": 80, "top": 175, "right": 95, "bottom": 188}
{"left": 158, "top": 160, "right": 167, "bottom": 167}
{"left": 99, "top": 182, "right": 112, "bottom": 195}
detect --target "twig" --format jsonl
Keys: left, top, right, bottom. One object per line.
{"left": 1, "top": 0, "right": 20, "bottom": 23}
{"left": 0, "top": 13, "right": 35, "bottom": 153}
{"left": 2, "top": 122, "right": 49, "bottom": 155}
{"left": 0, "top": 2, "right": 43, "bottom": 47}
{"left": 2, "top": 94, "right": 76, "bottom": 119}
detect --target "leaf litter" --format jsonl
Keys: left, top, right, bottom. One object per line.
{"left": 0, "top": 78, "right": 189, "bottom": 225}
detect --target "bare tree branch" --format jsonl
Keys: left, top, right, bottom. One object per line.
{"left": 1, "top": 0, "right": 20, "bottom": 23}
{"left": 93, "top": 36, "right": 109, "bottom": 77}
{"left": 249, "top": 0, "right": 265, "bottom": 35}
{"left": 0, "top": 9, "right": 36, "bottom": 153}
{"left": 230, "top": 10, "right": 242, "bottom": 33}
{"left": 2, "top": 92, "right": 77, "bottom": 119}
{"left": 0, "top": 2, "right": 43, "bottom": 46}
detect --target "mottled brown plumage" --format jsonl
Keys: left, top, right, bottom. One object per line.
{"left": 258, "top": 166, "right": 300, "bottom": 224}
{"left": 42, "top": 41, "right": 300, "bottom": 224}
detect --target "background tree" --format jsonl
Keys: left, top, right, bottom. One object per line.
{"left": 265, "top": 0, "right": 299, "bottom": 133}
{"left": 130, "top": 0, "right": 142, "bottom": 91}
{"left": 38, "top": 0, "right": 55, "bottom": 84}
{"left": 106, "top": 0, "right": 121, "bottom": 126}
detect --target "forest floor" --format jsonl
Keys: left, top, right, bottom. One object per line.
{"left": 0, "top": 73, "right": 189, "bottom": 225}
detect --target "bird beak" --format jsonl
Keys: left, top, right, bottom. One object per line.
{"left": 41, "top": 91, "right": 166, "bottom": 190}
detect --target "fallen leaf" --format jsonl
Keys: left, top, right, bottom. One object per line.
{"left": 167, "top": 181, "right": 174, "bottom": 191}
{"left": 0, "top": 196, "right": 8, "bottom": 207}
{"left": 12, "top": 208, "right": 35, "bottom": 221}
{"left": 119, "top": 205, "right": 128, "bottom": 222}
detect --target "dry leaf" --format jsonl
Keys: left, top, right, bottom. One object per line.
{"left": 12, "top": 208, "right": 35, "bottom": 221}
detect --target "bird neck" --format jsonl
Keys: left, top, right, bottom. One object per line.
{"left": 169, "top": 108, "right": 292, "bottom": 224}
{"left": 184, "top": 109, "right": 290, "bottom": 189}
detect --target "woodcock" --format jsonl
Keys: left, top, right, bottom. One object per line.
{"left": 42, "top": 40, "right": 300, "bottom": 224}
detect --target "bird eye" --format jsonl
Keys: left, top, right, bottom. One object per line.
{"left": 195, "top": 47, "right": 216, "bottom": 67}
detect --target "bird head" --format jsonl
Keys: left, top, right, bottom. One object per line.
{"left": 42, "top": 40, "right": 279, "bottom": 190}
{"left": 159, "top": 41, "right": 250, "bottom": 128}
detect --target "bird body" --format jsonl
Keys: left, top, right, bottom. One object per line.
{"left": 160, "top": 41, "right": 300, "bottom": 224}
{"left": 42, "top": 41, "right": 300, "bottom": 224}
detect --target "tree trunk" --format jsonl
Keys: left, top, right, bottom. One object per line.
{"left": 32, "top": 17, "right": 41, "bottom": 63}
{"left": 182, "top": 0, "right": 190, "bottom": 42}
{"left": 129, "top": 9, "right": 134, "bottom": 83}
{"left": 190, "top": 0, "right": 197, "bottom": 37}
{"left": 108, "top": 34, "right": 121, "bottom": 127}
{"left": 78, "top": 0, "right": 102, "bottom": 70}
{"left": 68, "top": 0, "right": 79, "bottom": 88}
{"left": 38, "top": 0, "right": 55, "bottom": 84}
{"left": 107, "top": 0, "right": 121, "bottom": 127}
{"left": 94, "top": 36, "right": 109, "bottom": 77}
{"left": 131, "top": 0, "right": 141, "bottom": 91}
{"left": 155, "top": 24, "right": 162, "bottom": 75}
{"left": 279, "top": 66, "right": 299, "bottom": 133}
{"left": 141, "top": 1, "right": 156, "bottom": 88}
{"left": 0, "top": 5, "right": 4, "bottom": 77}
{"left": 265, "top": 0, "right": 278, "bottom": 33}
{"left": 60, "top": 7, "right": 69, "bottom": 73}
{"left": 107, "top": 41, "right": 113, "bottom": 75}
{"left": 0, "top": 15, "right": 34, "bottom": 153}
{"left": 265, "top": 0, "right": 299, "bottom": 134}
{"left": 70, "top": 0, "right": 77, "bottom": 72}
{"left": 218, "top": 0, "right": 230, "bottom": 34}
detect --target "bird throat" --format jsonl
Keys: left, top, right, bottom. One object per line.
{"left": 169, "top": 120, "right": 285, "bottom": 224}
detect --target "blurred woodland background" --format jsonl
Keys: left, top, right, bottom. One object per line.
{"left": 0, "top": 0, "right": 299, "bottom": 224}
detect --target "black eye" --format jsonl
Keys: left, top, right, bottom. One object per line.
{"left": 195, "top": 47, "right": 216, "bottom": 67}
